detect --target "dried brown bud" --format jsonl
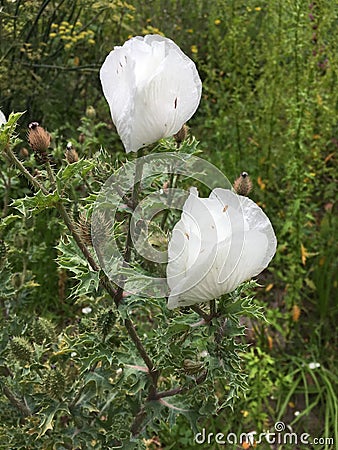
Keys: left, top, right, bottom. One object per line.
{"left": 78, "top": 133, "right": 85, "bottom": 144}
{"left": 174, "top": 124, "right": 189, "bottom": 146}
{"left": 233, "top": 172, "right": 253, "bottom": 196}
{"left": 76, "top": 213, "right": 92, "bottom": 246}
{"left": 65, "top": 142, "right": 79, "bottom": 164}
{"left": 19, "top": 147, "right": 29, "bottom": 158}
{"left": 28, "top": 122, "right": 51, "bottom": 164}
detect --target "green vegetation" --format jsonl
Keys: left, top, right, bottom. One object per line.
{"left": 0, "top": 1, "right": 337, "bottom": 449}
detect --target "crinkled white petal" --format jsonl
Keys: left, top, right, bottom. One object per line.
{"left": 167, "top": 188, "right": 277, "bottom": 309}
{"left": 100, "top": 35, "right": 202, "bottom": 152}
{"left": 0, "top": 110, "right": 6, "bottom": 126}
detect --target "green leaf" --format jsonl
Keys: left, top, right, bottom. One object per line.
{"left": 12, "top": 190, "right": 60, "bottom": 217}
{"left": 0, "top": 214, "right": 21, "bottom": 232}
{"left": 37, "top": 402, "right": 70, "bottom": 438}
{"left": 0, "top": 111, "right": 25, "bottom": 150}
{"left": 56, "top": 159, "right": 95, "bottom": 186}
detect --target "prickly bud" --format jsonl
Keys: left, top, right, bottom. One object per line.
{"left": 19, "top": 147, "right": 29, "bottom": 158}
{"left": 65, "top": 142, "right": 79, "bottom": 164}
{"left": 32, "top": 317, "right": 55, "bottom": 345}
{"left": 76, "top": 212, "right": 92, "bottom": 246}
{"left": 10, "top": 337, "right": 33, "bottom": 364}
{"left": 46, "top": 368, "right": 65, "bottom": 399}
{"left": 174, "top": 124, "right": 189, "bottom": 146}
{"left": 28, "top": 122, "right": 51, "bottom": 164}
{"left": 233, "top": 172, "right": 253, "bottom": 196}
{"left": 97, "top": 309, "right": 116, "bottom": 339}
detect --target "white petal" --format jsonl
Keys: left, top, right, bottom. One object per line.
{"left": 0, "top": 110, "right": 6, "bottom": 126}
{"left": 167, "top": 188, "right": 277, "bottom": 309}
{"left": 100, "top": 35, "right": 202, "bottom": 153}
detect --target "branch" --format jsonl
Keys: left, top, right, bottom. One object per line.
{"left": 153, "top": 370, "right": 207, "bottom": 400}
{"left": 2, "top": 384, "right": 31, "bottom": 417}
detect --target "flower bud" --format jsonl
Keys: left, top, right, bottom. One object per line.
{"left": 174, "top": 124, "right": 189, "bottom": 146}
{"left": 97, "top": 309, "right": 116, "bottom": 338}
{"left": 28, "top": 122, "right": 51, "bottom": 164}
{"left": 10, "top": 336, "right": 33, "bottom": 364}
{"left": 86, "top": 105, "right": 96, "bottom": 118}
{"left": 76, "top": 213, "right": 92, "bottom": 246}
{"left": 65, "top": 142, "right": 79, "bottom": 164}
{"left": 32, "top": 317, "right": 55, "bottom": 345}
{"left": 19, "top": 147, "right": 30, "bottom": 158}
{"left": 46, "top": 367, "right": 65, "bottom": 399}
{"left": 233, "top": 172, "right": 253, "bottom": 196}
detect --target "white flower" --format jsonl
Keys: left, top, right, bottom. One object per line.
{"left": 0, "top": 110, "right": 6, "bottom": 126}
{"left": 100, "top": 34, "right": 202, "bottom": 153}
{"left": 167, "top": 188, "right": 277, "bottom": 309}
{"left": 308, "top": 362, "right": 320, "bottom": 369}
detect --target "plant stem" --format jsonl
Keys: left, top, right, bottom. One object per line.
{"left": 154, "top": 370, "right": 208, "bottom": 400}
{"left": 3, "top": 145, "right": 49, "bottom": 194}
{"left": 191, "top": 305, "right": 210, "bottom": 322}
{"left": 2, "top": 384, "right": 31, "bottom": 417}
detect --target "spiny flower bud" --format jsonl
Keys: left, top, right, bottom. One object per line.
{"left": 32, "top": 317, "right": 55, "bottom": 345}
{"left": 28, "top": 122, "right": 51, "bottom": 164}
{"left": 46, "top": 367, "right": 65, "bottom": 399}
{"left": 91, "top": 211, "right": 112, "bottom": 247}
{"left": 19, "top": 147, "right": 29, "bottom": 158}
{"left": 97, "top": 309, "right": 116, "bottom": 339}
{"left": 233, "top": 172, "right": 253, "bottom": 196}
{"left": 65, "top": 142, "right": 79, "bottom": 164}
{"left": 174, "top": 124, "right": 189, "bottom": 146}
{"left": 76, "top": 212, "right": 92, "bottom": 246}
{"left": 10, "top": 336, "right": 33, "bottom": 364}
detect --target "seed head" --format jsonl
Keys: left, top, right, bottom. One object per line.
{"left": 233, "top": 172, "right": 253, "bottom": 196}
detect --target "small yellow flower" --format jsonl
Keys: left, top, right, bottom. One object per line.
{"left": 64, "top": 43, "right": 72, "bottom": 50}
{"left": 88, "top": 39, "right": 95, "bottom": 45}
{"left": 49, "top": 33, "right": 57, "bottom": 38}
{"left": 187, "top": 28, "right": 194, "bottom": 33}
{"left": 257, "top": 176, "right": 266, "bottom": 190}
{"left": 51, "top": 23, "right": 58, "bottom": 29}
{"left": 214, "top": 19, "right": 221, "bottom": 25}
{"left": 255, "top": 7, "right": 262, "bottom": 11}
{"left": 191, "top": 45, "right": 198, "bottom": 54}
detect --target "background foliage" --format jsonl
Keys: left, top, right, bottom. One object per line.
{"left": 0, "top": 0, "right": 337, "bottom": 449}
